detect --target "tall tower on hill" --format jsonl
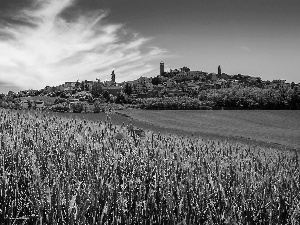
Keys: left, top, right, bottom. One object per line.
{"left": 160, "top": 61, "right": 164, "bottom": 76}
{"left": 218, "top": 65, "right": 221, "bottom": 75}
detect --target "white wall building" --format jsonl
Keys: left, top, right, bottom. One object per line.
{"left": 135, "top": 83, "right": 145, "bottom": 93}
{"left": 136, "top": 76, "right": 152, "bottom": 84}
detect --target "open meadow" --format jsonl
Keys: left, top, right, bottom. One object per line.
{"left": 116, "top": 109, "right": 300, "bottom": 151}
{"left": 0, "top": 108, "right": 300, "bottom": 224}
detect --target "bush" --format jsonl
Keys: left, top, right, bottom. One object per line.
{"left": 54, "top": 98, "right": 68, "bottom": 105}
{"left": 199, "top": 87, "right": 300, "bottom": 110}
{"left": 115, "top": 93, "right": 128, "bottom": 104}
{"left": 71, "top": 102, "right": 84, "bottom": 113}
{"left": 135, "top": 96, "right": 213, "bottom": 110}
{"left": 0, "top": 100, "right": 9, "bottom": 109}
{"left": 93, "top": 100, "right": 102, "bottom": 113}
{"left": 50, "top": 103, "right": 70, "bottom": 112}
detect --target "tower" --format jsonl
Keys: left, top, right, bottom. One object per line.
{"left": 218, "top": 65, "right": 221, "bottom": 75}
{"left": 111, "top": 70, "right": 115, "bottom": 83}
{"left": 160, "top": 61, "right": 164, "bottom": 76}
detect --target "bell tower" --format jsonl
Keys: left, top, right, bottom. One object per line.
{"left": 160, "top": 61, "right": 164, "bottom": 76}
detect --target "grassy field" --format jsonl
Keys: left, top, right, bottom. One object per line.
{"left": 115, "top": 109, "right": 300, "bottom": 150}
{"left": 47, "top": 109, "right": 300, "bottom": 150}
{"left": 1, "top": 108, "right": 300, "bottom": 224}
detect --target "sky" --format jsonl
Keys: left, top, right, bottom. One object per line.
{"left": 0, "top": 0, "right": 300, "bottom": 93}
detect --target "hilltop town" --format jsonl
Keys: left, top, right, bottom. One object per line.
{"left": 1, "top": 62, "right": 300, "bottom": 111}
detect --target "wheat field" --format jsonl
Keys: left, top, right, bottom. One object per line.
{"left": 0, "top": 108, "right": 299, "bottom": 224}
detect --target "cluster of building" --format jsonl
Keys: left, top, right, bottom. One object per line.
{"left": 117, "top": 62, "right": 296, "bottom": 98}
{"left": 9, "top": 62, "right": 299, "bottom": 100}
{"left": 154, "top": 62, "right": 297, "bottom": 96}
{"left": 41, "top": 70, "right": 120, "bottom": 96}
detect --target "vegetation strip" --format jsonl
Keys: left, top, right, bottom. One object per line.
{"left": 0, "top": 108, "right": 300, "bottom": 224}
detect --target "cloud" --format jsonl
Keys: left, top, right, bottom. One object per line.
{"left": 0, "top": 0, "right": 165, "bottom": 90}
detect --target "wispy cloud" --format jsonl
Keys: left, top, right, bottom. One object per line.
{"left": 0, "top": 0, "right": 165, "bottom": 90}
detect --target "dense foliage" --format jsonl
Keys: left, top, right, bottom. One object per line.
{"left": 93, "top": 100, "right": 102, "bottom": 113}
{"left": 50, "top": 103, "right": 70, "bottom": 112}
{"left": 127, "top": 87, "right": 300, "bottom": 110}
{"left": 1, "top": 109, "right": 300, "bottom": 224}
{"left": 70, "top": 102, "right": 84, "bottom": 113}
{"left": 136, "top": 96, "right": 214, "bottom": 110}
{"left": 199, "top": 87, "right": 300, "bottom": 109}
{"left": 1, "top": 86, "right": 300, "bottom": 111}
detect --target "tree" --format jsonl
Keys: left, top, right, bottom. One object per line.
{"left": 290, "top": 90, "right": 300, "bottom": 109}
{"left": 115, "top": 92, "right": 128, "bottom": 104}
{"left": 59, "top": 92, "right": 68, "bottom": 98}
{"left": 93, "top": 100, "right": 102, "bottom": 113}
{"left": 124, "top": 83, "right": 132, "bottom": 95}
{"left": 265, "top": 80, "right": 271, "bottom": 85}
{"left": 80, "top": 81, "right": 85, "bottom": 91}
{"left": 75, "top": 80, "right": 81, "bottom": 91}
{"left": 291, "top": 82, "right": 295, "bottom": 89}
{"left": 190, "top": 89, "right": 198, "bottom": 98}
{"left": 103, "top": 90, "right": 110, "bottom": 102}
{"left": 84, "top": 80, "right": 89, "bottom": 91}
{"left": 257, "top": 77, "right": 262, "bottom": 83}
{"left": 92, "top": 82, "right": 103, "bottom": 97}
{"left": 54, "top": 98, "right": 67, "bottom": 105}
{"left": 71, "top": 102, "right": 84, "bottom": 113}
{"left": 0, "top": 101, "right": 9, "bottom": 108}
{"left": 152, "top": 76, "right": 161, "bottom": 85}
{"left": 55, "top": 91, "right": 62, "bottom": 97}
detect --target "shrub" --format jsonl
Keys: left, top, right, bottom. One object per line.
{"left": 71, "top": 102, "right": 84, "bottom": 113}
{"left": 198, "top": 87, "right": 300, "bottom": 109}
{"left": 135, "top": 96, "right": 213, "bottom": 110}
{"left": 0, "top": 100, "right": 9, "bottom": 108}
{"left": 93, "top": 100, "right": 102, "bottom": 113}
{"left": 50, "top": 103, "right": 70, "bottom": 112}
{"left": 54, "top": 97, "right": 68, "bottom": 105}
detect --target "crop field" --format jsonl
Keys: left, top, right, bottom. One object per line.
{"left": 1, "top": 108, "right": 300, "bottom": 224}
{"left": 118, "top": 109, "right": 300, "bottom": 150}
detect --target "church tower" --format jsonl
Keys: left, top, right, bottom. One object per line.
{"left": 218, "top": 65, "right": 221, "bottom": 76}
{"left": 160, "top": 61, "right": 164, "bottom": 76}
{"left": 111, "top": 70, "right": 115, "bottom": 83}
